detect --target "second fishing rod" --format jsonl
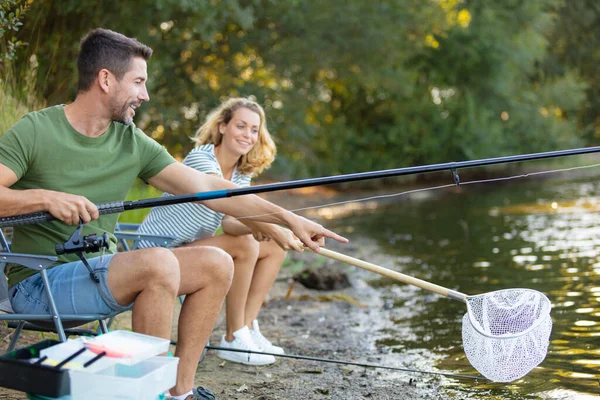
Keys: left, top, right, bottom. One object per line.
{"left": 2, "top": 145, "right": 600, "bottom": 228}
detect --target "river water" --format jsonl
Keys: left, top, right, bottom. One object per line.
{"left": 322, "top": 170, "right": 599, "bottom": 399}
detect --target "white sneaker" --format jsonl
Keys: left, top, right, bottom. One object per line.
{"left": 216, "top": 326, "right": 276, "bottom": 365}
{"left": 249, "top": 319, "right": 285, "bottom": 355}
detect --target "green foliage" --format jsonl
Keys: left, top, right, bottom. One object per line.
{"left": 304, "top": 0, "right": 587, "bottom": 175}
{"left": 0, "top": 1, "right": 42, "bottom": 136}
{"left": 0, "top": 0, "right": 28, "bottom": 63}
{"left": 7, "top": 0, "right": 596, "bottom": 181}
{"left": 541, "top": 0, "right": 600, "bottom": 143}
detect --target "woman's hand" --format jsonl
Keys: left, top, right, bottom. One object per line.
{"left": 247, "top": 223, "right": 304, "bottom": 252}
{"left": 268, "top": 226, "right": 304, "bottom": 252}
{"left": 251, "top": 229, "right": 271, "bottom": 242}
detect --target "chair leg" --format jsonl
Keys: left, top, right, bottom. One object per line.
{"left": 98, "top": 319, "right": 109, "bottom": 334}
{"left": 7, "top": 321, "right": 24, "bottom": 352}
{"left": 104, "top": 316, "right": 116, "bottom": 332}
{"left": 120, "top": 239, "right": 131, "bottom": 251}
{"left": 40, "top": 269, "right": 67, "bottom": 342}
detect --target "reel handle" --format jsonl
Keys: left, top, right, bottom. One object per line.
{"left": 314, "top": 247, "right": 468, "bottom": 302}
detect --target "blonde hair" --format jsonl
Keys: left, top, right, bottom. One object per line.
{"left": 192, "top": 98, "right": 276, "bottom": 177}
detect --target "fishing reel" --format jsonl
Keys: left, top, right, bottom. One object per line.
{"left": 55, "top": 220, "right": 109, "bottom": 283}
{"left": 55, "top": 222, "right": 109, "bottom": 255}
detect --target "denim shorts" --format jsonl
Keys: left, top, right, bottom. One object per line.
{"left": 8, "top": 254, "right": 131, "bottom": 315}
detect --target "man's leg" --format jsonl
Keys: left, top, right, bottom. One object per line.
{"left": 107, "top": 247, "right": 181, "bottom": 340}
{"left": 169, "top": 245, "right": 234, "bottom": 396}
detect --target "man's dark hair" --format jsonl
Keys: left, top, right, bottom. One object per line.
{"left": 77, "top": 28, "right": 153, "bottom": 93}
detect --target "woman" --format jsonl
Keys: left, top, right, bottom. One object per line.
{"left": 137, "top": 98, "right": 302, "bottom": 365}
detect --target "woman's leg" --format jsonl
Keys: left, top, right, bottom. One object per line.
{"left": 244, "top": 239, "right": 287, "bottom": 325}
{"left": 182, "top": 233, "right": 259, "bottom": 340}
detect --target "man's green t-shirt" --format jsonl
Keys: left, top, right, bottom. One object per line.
{"left": 0, "top": 105, "right": 176, "bottom": 288}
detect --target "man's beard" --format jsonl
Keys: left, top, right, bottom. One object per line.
{"left": 109, "top": 98, "right": 135, "bottom": 125}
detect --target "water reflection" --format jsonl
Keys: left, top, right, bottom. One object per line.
{"left": 332, "top": 174, "right": 600, "bottom": 399}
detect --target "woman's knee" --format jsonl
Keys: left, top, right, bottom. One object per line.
{"left": 229, "top": 234, "right": 259, "bottom": 259}
{"left": 261, "top": 240, "right": 287, "bottom": 264}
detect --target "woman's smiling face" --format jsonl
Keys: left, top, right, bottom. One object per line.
{"left": 219, "top": 107, "right": 260, "bottom": 157}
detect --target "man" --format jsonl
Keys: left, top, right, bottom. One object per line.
{"left": 0, "top": 28, "right": 347, "bottom": 400}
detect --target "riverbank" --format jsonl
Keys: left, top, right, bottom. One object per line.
{"left": 0, "top": 237, "right": 460, "bottom": 400}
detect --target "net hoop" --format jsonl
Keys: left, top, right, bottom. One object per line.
{"left": 465, "top": 288, "right": 552, "bottom": 339}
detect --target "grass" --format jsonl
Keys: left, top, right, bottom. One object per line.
{"left": 0, "top": 61, "right": 45, "bottom": 134}
{"left": 0, "top": 87, "right": 29, "bottom": 133}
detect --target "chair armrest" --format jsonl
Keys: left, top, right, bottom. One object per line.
{"left": 0, "top": 253, "right": 58, "bottom": 271}
{"left": 115, "top": 223, "right": 141, "bottom": 232}
{"left": 114, "top": 232, "right": 176, "bottom": 248}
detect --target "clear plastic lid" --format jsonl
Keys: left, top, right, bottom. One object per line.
{"left": 39, "top": 330, "right": 170, "bottom": 372}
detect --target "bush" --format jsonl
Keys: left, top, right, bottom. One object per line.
{"left": 0, "top": 0, "right": 29, "bottom": 63}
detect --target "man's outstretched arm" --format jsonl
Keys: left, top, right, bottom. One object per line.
{"left": 147, "top": 162, "right": 348, "bottom": 251}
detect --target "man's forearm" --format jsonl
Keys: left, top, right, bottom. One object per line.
{"left": 0, "top": 187, "right": 48, "bottom": 217}
{"left": 149, "top": 163, "right": 347, "bottom": 251}
{"left": 149, "top": 163, "right": 297, "bottom": 227}
{"left": 196, "top": 170, "right": 297, "bottom": 227}
{"left": 202, "top": 195, "right": 295, "bottom": 226}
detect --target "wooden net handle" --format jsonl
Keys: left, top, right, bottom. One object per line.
{"left": 315, "top": 247, "right": 467, "bottom": 302}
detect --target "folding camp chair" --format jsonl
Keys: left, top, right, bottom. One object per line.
{"left": 114, "top": 223, "right": 176, "bottom": 251}
{"left": 0, "top": 228, "right": 123, "bottom": 352}
{"left": 1, "top": 220, "right": 190, "bottom": 356}
{"left": 2, "top": 224, "right": 209, "bottom": 362}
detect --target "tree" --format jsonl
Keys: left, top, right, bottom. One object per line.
{"left": 10, "top": 0, "right": 592, "bottom": 180}
{"left": 541, "top": 0, "right": 600, "bottom": 144}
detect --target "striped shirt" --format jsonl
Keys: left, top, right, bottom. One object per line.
{"left": 136, "top": 144, "right": 252, "bottom": 248}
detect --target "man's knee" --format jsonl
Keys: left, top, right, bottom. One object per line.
{"left": 206, "top": 247, "right": 234, "bottom": 289}
{"left": 138, "top": 247, "right": 181, "bottom": 294}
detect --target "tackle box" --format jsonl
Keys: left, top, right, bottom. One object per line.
{"left": 0, "top": 331, "right": 178, "bottom": 400}
{"left": 0, "top": 339, "right": 69, "bottom": 398}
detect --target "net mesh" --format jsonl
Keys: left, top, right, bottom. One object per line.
{"left": 461, "top": 289, "right": 552, "bottom": 382}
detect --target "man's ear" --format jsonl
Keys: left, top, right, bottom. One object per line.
{"left": 98, "top": 69, "right": 112, "bottom": 94}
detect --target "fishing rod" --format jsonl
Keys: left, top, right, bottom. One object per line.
{"left": 2, "top": 146, "right": 600, "bottom": 228}
{"left": 196, "top": 344, "right": 487, "bottom": 382}
{"left": 9, "top": 322, "right": 483, "bottom": 381}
